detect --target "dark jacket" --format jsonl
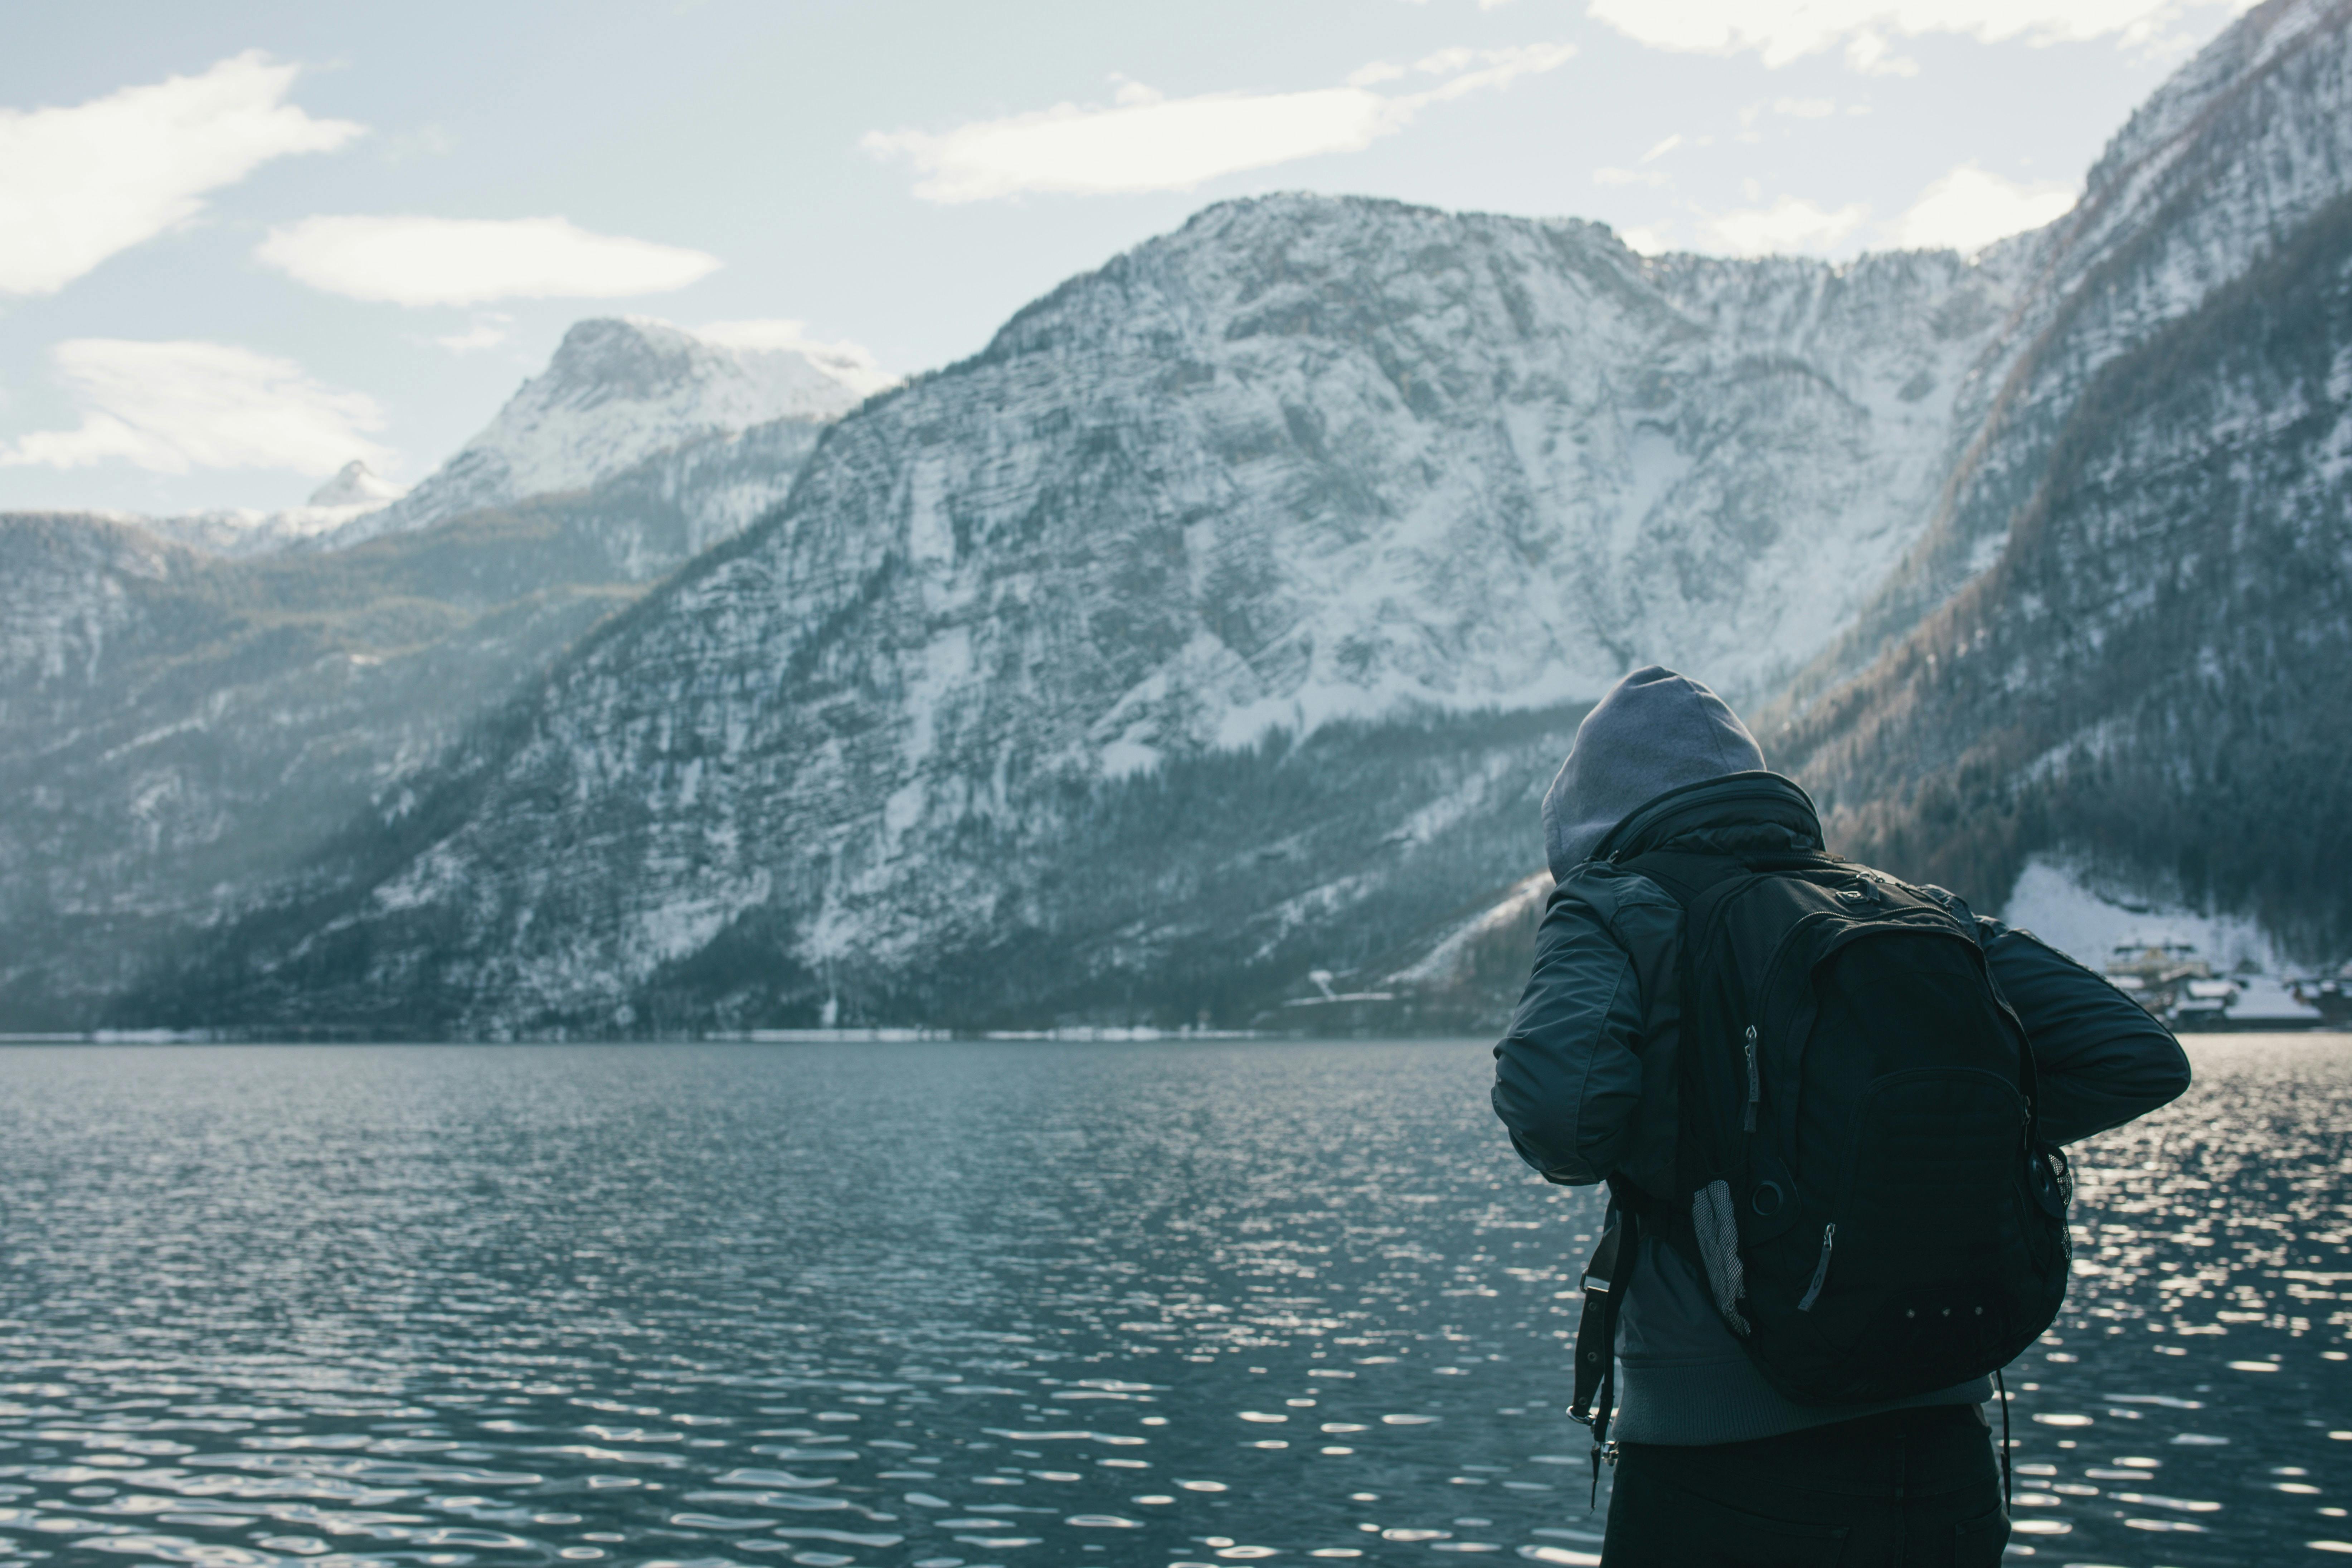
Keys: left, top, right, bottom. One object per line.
{"left": 1493, "top": 771, "right": 2192, "bottom": 1445}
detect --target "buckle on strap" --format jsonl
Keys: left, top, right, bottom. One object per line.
{"left": 1568, "top": 1206, "right": 1633, "bottom": 1427}
{"left": 1580, "top": 1209, "right": 1626, "bottom": 1295}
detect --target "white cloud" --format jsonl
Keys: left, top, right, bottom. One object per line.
{"left": 1701, "top": 196, "right": 1871, "bottom": 254}
{"left": 1893, "top": 163, "right": 2076, "bottom": 249}
{"left": 862, "top": 43, "right": 1574, "bottom": 202}
{"left": 1740, "top": 97, "right": 1846, "bottom": 137}
{"left": 0, "top": 52, "right": 361, "bottom": 296}
{"left": 255, "top": 215, "right": 722, "bottom": 307}
{"left": 1666, "top": 164, "right": 2071, "bottom": 260}
{"left": 435, "top": 312, "right": 513, "bottom": 354}
{"left": 1640, "top": 133, "right": 1685, "bottom": 162}
{"left": 382, "top": 122, "right": 458, "bottom": 164}
{"left": 1412, "top": 42, "right": 1579, "bottom": 98}
{"left": 1584, "top": 0, "right": 2251, "bottom": 71}
{"left": 865, "top": 89, "right": 1393, "bottom": 203}
{"left": 0, "top": 339, "right": 392, "bottom": 477}
{"left": 693, "top": 318, "right": 898, "bottom": 397}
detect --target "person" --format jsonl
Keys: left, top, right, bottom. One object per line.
{"left": 1491, "top": 666, "right": 2191, "bottom": 1567}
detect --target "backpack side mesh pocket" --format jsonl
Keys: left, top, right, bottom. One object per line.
{"left": 1691, "top": 1178, "right": 1750, "bottom": 1336}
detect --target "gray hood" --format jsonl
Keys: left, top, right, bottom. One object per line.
{"left": 1542, "top": 666, "right": 1766, "bottom": 879}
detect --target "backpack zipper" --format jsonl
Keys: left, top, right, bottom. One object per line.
{"left": 1797, "top": 1223, "right": 1836, "bottom": 1311}
{"left": 1742, "top": 1025, "right": 1760, "bottom": 1132}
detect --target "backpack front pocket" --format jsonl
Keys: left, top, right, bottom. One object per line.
{"left": 1758, "top": 1067, "right": 2035, "bottom": 1402}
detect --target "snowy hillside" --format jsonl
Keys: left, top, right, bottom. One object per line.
{"left": 83, "top": 318, "right": 875, "bottom": 561}
{"left": 0, "top": 309, "right": 874, "bottom": 1028}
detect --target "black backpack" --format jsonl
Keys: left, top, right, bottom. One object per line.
{"left": 1569, "top": 849, "right": 2071, "bottom": 1441}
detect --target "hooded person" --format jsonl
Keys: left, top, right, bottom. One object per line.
{"left": 1491, "top": 666, "right": 2188, "bottom": 1568}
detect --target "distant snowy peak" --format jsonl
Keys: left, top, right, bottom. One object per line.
{"left": 325, "top": 316, "right": 892, "bottom": 548}
{"left": 306, "top": 460, "right": 403, "bottom": 508}
{"left": 131, "top": 459, "right": 414, "bottom": 558}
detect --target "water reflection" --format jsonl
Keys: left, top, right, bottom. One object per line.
{"left": 0, "top": 1036, "right": 2342, "bottom": 1566}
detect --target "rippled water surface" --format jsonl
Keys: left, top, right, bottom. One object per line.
{"left": 0, "top": 1036, "right": 2344, "bottom": 1568}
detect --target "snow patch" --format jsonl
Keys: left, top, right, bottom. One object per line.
{"left": 1388, "top": 871, "right": 1553, "bottom": 989}
{"left": 634, "top": 888, "right": 753, "bottom": 966}
{"left": 1100, "top": 738, "right": 1162, "bottom": 780}
{"left": 2001, "top": 856, "right": 2290, "bottom": 974}
{"left": 884, "top": 780, "right": 927, "bottom": 837}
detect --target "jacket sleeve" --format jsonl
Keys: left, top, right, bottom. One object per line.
{"left": 1979, "top": 916, "right": 2192, "bottom": 1145}
{"left": 1491, "top": 885, "right": 1647, "bottom": 1185}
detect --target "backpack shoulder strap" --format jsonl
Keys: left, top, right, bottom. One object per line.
{"left": 1612, "top": 848, "right": 1802, "bottom": 1270}
{"left": 1568, "top": 1197, "right": 1639, "bottom": 1498}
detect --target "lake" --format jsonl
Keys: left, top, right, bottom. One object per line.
{"left": 0, "top": 1035, "right": 2344, "bottom": 1568}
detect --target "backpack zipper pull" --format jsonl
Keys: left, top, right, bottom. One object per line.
{"left": 1797, "top": 1222, "right": 1836, "bottom": 1312}
{"left": 1742, "top": 1025, "right": 1760, "bottom": 1133}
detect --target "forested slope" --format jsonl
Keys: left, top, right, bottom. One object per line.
{"left": 1784, "top": 189, "right": 2352, "bottom": 961}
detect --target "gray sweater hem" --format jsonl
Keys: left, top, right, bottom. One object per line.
{"left": 1610, "top": 1355, "right": 1990, "bottom": 1447}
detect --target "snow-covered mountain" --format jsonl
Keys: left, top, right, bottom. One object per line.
{"left": 308, "top": 459, "right": 405, "bottom": 509}
{"left": 1780, "top": 197, "right": 2352, "bottom": 969}
{"left": 99, "top": 318, "right": 879, "bottom": 562}
{"left": 131, "top": 196, "right": 2041, "bottom": 1035}
{"left": 325, "top": 317, "right": 886, "bottom": 548}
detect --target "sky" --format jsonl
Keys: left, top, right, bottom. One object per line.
{"left": 0, "top": 0, "right": 2254, "bottom": 517}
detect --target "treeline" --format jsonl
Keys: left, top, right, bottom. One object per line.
{"left": 621, "top": 702, "right": 1588, "bottom": 1034}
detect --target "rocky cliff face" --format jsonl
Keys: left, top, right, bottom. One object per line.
{"left": 134, "top": 196, "right": 2035, "bottom": 1035}
{"left": 0, "top": 510, "right": 626, "bottom": 1022}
